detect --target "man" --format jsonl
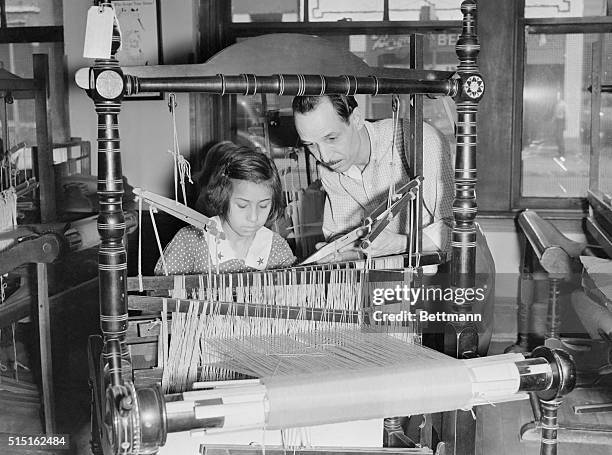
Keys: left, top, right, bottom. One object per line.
{"left": 553, "top": 91, "right": 566, "bottom": 160}
{"left": 293, "top": 94, "right": 454, "bottom": 261}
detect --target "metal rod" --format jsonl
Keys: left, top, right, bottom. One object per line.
{"left": 547, "top": 279, "right": 561, "bottom": 338}
{"left": 539, "top": 399, "right": 562, "bottom": 455}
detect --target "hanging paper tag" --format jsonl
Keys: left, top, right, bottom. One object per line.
{"left": 83, "top": 5, "right": 115, "bottom": 59}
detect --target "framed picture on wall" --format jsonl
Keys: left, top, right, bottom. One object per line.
{"left": 113, "top": 0, "right": 163, "bottom": 100}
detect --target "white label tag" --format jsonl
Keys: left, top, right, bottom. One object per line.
{"left": 83, "top": 5, "right": 115, "bottom": 59}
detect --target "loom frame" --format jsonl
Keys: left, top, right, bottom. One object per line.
{"left": 83, "top": 1, "right": 492, "bottom": 454}
{"left": 0, "top": 53, "right": 54, "bottom": 222}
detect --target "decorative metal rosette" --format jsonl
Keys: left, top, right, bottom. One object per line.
{"left": 463, "top": 75, "right": 484, "bottom": 100}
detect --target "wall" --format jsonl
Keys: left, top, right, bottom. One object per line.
{"left": 63, "top": 0, "right": 196, "bottom": 197}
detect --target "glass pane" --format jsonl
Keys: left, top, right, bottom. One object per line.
{"left": 521, "top": 33, "right": 599, "bottom": 198}
{"left": 347, "top": 33, "right": 459, "bottom": 71}
{"left": 596, "top": 35, "right": 612, "bottom": 196}
{"left": 308, "top": 0, "right": 463, "bottom": 22}
{"left": 232, "top": 34, "right": 457, "bottom": 160}
{"left": 307, "top": 0, "right": 385, "bottom": 22}
{"left": 388, "top": 0, "right": 463, "bottom": 21}
{"left": 0, "top": 43, "right": 69, "bottom": 144}
{"left": 5, "top": 0, "right": 62, "bottom": 26}
{"left": 231, "top": 0, "right": 464, "bottom": 22}
{"left": 231, "top": 0, "right": 300, "bottom": 22}
{"left": 600, "top": 92, "right": 612, "bottom": 196}
{"left": 252, "top": 32, "right": 459, "bottom": 75}
{"left": 525, "top": 0, "right": 607, "bottom": 19}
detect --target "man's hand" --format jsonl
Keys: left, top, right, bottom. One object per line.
{"left": 312, "top": 229, "right": 407, "bottom": 264}
{"left": 312, "top": 241, "right": 363, "bottom": 263}
{"left": 360, "top": 230, "right": 407, "bottom": 258}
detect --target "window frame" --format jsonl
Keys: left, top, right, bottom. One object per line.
{"left": 229, "top": 0, "right": 467, "bottom": 25}
{"left": 228, "top": 20, "right": 462, "bottom": 38}
{"left": 511, "top": 6, "right": 612, "bottom": 212}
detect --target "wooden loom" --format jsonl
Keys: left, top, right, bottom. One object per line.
{"left": 78, "top": 2, "right": 576, "bottom": 455}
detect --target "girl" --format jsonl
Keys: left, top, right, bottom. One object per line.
{"left": 154, "top": 142, "right": 296, "bottom": 274}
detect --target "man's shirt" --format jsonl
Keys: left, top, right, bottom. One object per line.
{"left": 318, "top": 119, "right": 454, "bottom": 252}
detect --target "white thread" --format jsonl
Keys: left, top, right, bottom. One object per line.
{"left": 149, "top": 206, "right": 168, "bottom": 276}
{"left": 137, "top": 195, "right": 144, "bottom": 292}
{"left": 387, "top": 95, "right": 401, "bottom": 210}
{"left": 167, "top": 93, "right": 193, "bottom": 205}
{"left": 0, "top": 188, "right": 17, "bottom": 252}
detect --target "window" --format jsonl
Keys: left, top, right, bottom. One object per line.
{"left": 3, "top": 0, "right": 63, "bottom": 27}
{"left": 0, "top": 42, "right": 68, "bottom": 144}
{"left": 0, "top": 0, "right": 66, "bottom": 145}
{"left": 521, "top": 33, "right": 597, "bottom": 198}
{"left": 598, "top": 90, "right": 612, "bottom": 196}
{"left": 230, "top": 0, "right": 463, "bottom": 23}
{"left": 525, "top": 0, "right": 607, "bottom": 19}
{"left": 388, "top": 0, "right": 463, "bottom": 21}
{"left": 231, "top": 0, "right": 299, "bottom": 22}
{"left": 591, "top": 35, "right": 612, "bottom": 200}
{"left": 516, "top": 0, "right": 612, "bottom": 209}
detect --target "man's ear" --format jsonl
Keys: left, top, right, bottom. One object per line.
{"left": 350, "top": 106, "right": 365, "bottom": 129}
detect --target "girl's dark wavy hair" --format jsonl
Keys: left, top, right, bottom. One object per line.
{"left": 198, "top": 141, "right": 284, "bottom": 223}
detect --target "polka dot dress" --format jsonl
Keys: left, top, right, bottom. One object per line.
{"left": 154, "top": 225, "right": 296, "bottom": 275}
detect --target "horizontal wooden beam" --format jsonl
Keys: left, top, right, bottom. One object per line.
{"left": 229, "top": 20, "right": 462, "bottom": 37}
{"left": 0, "top": 26, "right": 63, "bottom": 43}
{"left": 525, "top": 17, "right": 612, "bottom": 34}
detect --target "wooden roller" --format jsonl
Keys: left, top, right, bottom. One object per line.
{"left": 518, "top": 210, "right": 586, "bottom": 279}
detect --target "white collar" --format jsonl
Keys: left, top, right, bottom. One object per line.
{"left": 339, "top": 165, "right": 364, "bottom": 181}
{"left": 208, "top": 216, "right": 273, "bottom": 270}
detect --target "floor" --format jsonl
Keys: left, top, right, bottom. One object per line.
{"left": 0, "top": 274, "right": 97, "bottom": 455}
{"left": 1, "top": 278, "right": 612, "bottom": 454}
{"left": 478, "top": 341, "right": 612, "bottom": 455}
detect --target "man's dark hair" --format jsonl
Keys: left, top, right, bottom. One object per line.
{"left": 199, "top": 141, "right": 284, "bottom": 223}
{"left": 292, "top": 95, "right": 358, "bottom": 124}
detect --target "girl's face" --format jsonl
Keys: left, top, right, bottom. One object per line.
{"left": 224, "top": 179, "right": 273, "bottom": 237}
